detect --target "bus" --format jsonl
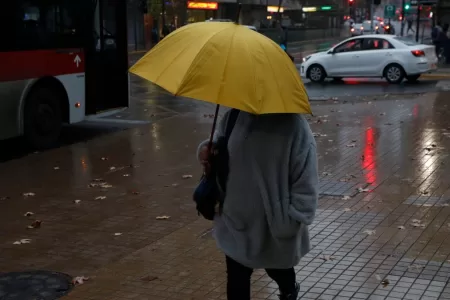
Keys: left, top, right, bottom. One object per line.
{"left": 0, "top": 0, "right": 129, "bottom": 149}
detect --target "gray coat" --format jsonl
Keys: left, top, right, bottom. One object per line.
{"left": 197, "top": 110, "right": 319, "bottom": 269}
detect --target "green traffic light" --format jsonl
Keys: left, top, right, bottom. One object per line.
{"left": 405, "top": 4, "right": 410, "bottom": 9}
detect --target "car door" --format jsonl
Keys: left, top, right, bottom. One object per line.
{"left": 359, "top": 38, "right": 395, "bottom": 76}
{"left": 326, "top": 39, "right": 364, "bottom": 76}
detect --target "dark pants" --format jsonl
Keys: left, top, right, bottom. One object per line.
{"left": 226, "top": 256, "right": 296, "bottom": 300}
{"left": 434, "top": 42, "right": 441, "bottom": 57}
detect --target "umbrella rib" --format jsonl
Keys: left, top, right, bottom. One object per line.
{"left": 259, "top": 41, "right": 287, "bottom": 113}
{"left": 242, "top": 36, "right": 258, "bottom": 114}
{"left": 176, "top": 26, "right": 235, "bottom": 96}
{"left": 215, "top": 27, "right": 238, "bottom": 106}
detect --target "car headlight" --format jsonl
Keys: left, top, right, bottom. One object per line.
{"left": 303, "top": 55, "right": 312, "bottom": 62}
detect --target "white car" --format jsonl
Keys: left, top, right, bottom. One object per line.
{"left": 300, "top": 35, "right": 438, "bottom": 84}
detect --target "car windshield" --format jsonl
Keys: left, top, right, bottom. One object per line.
{"left": 362, "top": 22, "right": 372, "bottom": 30}
{"left": 394, "top": 36, "right": 420, "bottom": 46}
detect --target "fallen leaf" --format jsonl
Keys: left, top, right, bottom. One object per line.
{"left": 346, "top": 144, "right": 356, "bottom": 147}
{"left": 101, "top": 157, "right": 108, "bottom": 161}
{"left": 27, "top": 220, "right": 42, "bottom": 229}
{"left": 95, "top": 196, "right": 106, "bottom": 200}
{"left": 156, "top": 215, "right": 170, "bottom": 220}
{"left": 397, "top": 225, "right": 405, "bottom": 230}
{"left": 123, "top": 174, "right": 130, "bottom": 177}
{"left": 182, "top": 174, "right": 193, "bottom": 179}
{"left": 114, "top": 232, "right": 122, "bottom": 236}
{"left": 421, "top": 190, "right": 429, "bottom": 195}
{"left": 358, "top": 187, "right": 370, "bottom": 193}
{"left": 23, "top": 192, "right": 35, "bottom": 197}
{"left": 23, "top": 212, "right": 34, "bottom": 217}
{"left": 408, "top": 264, "right": 424, "bottom": 271}
{"left": 74, "top": 199, "right": 81, "bottom": 204}
{"left": 363, "top": 229, "right": 376, "bottom": 235}
{"left": 141, "top": 275, "right": 159, "bottom": 282}
{"left": 320, "top": 255, "right": 336, "bottom": 261}
{"left": 100, "top": 184, "right": 113, "bottom": 188}
{"left": 381, "top": 278, "right": 390, "bottom": 287}
{"left": 13, "top": 239, "right": 31, "bottom": 245}
{"left": 109, "top": 166, "right": 116, "bottom": 171}
{"left": 53, "top": 167, "right": 60, "bottom": 170}
{"left": 72, "top": 276, "right": 89, "bottom": 285}
{"left": 342, "top": 196, "right": 351, "bottom": 201}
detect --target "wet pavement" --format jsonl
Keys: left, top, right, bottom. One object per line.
{"left": 2, "top": 77, "right": 450, "bottom": 300}
{"left": 302, "top": 78, "right": 450, "bottom": 100}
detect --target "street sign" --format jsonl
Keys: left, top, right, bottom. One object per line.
{"left": 384, "top": 4, "right": 396, "bottom": 19}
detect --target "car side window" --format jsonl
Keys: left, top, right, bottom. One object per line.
{"left": 334, "top": 39, "right": 363, "bottom": 53}
{"left": 363, "top": 38, "right": 395, "bottom": 50}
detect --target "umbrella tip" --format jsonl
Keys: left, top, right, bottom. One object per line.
{"left": 235, "top": 3, "right": 242, "bottom": 24}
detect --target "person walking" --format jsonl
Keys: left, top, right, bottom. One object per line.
{"left": 432, "top": 21, "right": 443, "bottom": 57}
{"left": 406, "top": 17, "right": 415, "bottom": 34}
{"left": 197, "top": 110, "right": 319, "bottom": 300}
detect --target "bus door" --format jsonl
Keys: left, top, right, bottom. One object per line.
{"left": 85, "top": 0, "right": 128, "bottom": 115}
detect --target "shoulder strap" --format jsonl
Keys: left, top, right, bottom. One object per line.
{"left": 225, "top": 109, "right": 239, "bottom": 141}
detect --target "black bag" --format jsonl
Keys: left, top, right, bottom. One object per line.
{"left": 193, "top": 109, "right": 239, "bottom": 220}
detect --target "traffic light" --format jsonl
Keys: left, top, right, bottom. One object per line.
{"left": 349, "top": 0, "right": 354, "bottom": 6}
{"left": 404, "top": 3, "right": 410, "bottom": 10}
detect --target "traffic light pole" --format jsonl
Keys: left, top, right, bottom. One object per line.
{"left": 400, "top": 0, "right": 405, "bottom": 36}
{"left": 415, "top": 4, "right": 420, "bottom": 42}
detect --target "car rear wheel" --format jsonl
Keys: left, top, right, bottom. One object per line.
{"left": 308, "top": 64, "right": 326, "bottom": 83}
{"left": 24, "top": 87, "right": 62, "bottom": 150}
{"left": 406, "top": 74, "right": 421, "bottom": 82}
{"left": 384, "top": 64, "right": 405, "bottom": 84}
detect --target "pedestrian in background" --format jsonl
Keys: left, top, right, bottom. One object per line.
{"left": 197, "top": 110, "right": 319, "bottom": 300}
{"left": 432, "top": 21, "right": 443, "bottom": 56}
{"left": 406, "top": 16, "right": 415, "bottom": 34}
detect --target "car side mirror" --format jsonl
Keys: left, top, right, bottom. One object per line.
{"left": 328, "top": 50, "right": 335, "bottom": 54}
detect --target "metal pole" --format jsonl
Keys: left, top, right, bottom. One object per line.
{"left": 400, "top": 0, "right": 405, "bottom": 36}
{"left": 162, "top": 0, "right": 166, "bottom": 36}
{"left": 370, "top": 1, "right": 373, "bottom": 32}
{"left": 415, "top": 4, "right": 420, "bottom": 42}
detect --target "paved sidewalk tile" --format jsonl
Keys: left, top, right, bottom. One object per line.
{"left": 1, "top": 84, "right": 450, "bottom": 299}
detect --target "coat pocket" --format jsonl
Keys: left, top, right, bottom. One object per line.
{"left": 268, "top": 201, "right": 301, "bottom": 239}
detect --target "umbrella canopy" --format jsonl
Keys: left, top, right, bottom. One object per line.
{"left": 129, "top": 22, "right": 311, "bottom": 115}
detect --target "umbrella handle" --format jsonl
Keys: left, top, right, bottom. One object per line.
{"left": 207, "top": 104, "right": 220, "bottom": 151}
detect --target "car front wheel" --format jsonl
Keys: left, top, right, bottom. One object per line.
{"left": 308, "top": 64, "right": 326, "bottom": 83}
{"left": 384, "top": 64, "right": 405, "bottom": 84}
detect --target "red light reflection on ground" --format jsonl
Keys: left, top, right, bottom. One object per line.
{"left": 362, "top": 127, "right": 377, "bottom": 184}
{"left": 413, "top": 104, "right": 419, "bottom": 118}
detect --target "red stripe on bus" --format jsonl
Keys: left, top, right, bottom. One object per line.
{"left": 0, "top": 49, "right": 85, "bottom": 82}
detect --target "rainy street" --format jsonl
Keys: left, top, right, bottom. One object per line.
{"left": 0, "top": 74, "right": 450, "bottom": 300}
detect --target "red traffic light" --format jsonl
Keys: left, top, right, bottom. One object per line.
{"left": 349, "top": 0, "right": 354, "bottom": 6}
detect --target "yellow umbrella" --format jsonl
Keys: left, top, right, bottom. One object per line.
{"left": 129, "top": 22, "right": 311, "bottom": 115}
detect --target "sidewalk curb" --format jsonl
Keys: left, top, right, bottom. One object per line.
{"left": 421, "top": 73, "right": 450, "bottom": 79}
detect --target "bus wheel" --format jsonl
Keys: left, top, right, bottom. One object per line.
{"left": 24, "top": 87, "right": 62, "bottom": 149}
